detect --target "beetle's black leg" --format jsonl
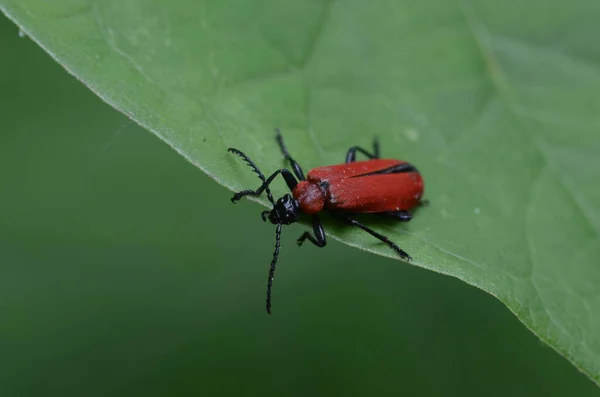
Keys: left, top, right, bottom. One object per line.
{"left": 332, "top": 213, "right": 411, "bottom": 260}
{"left": 297, "top": 215, "right": 327, "bottom": 247}
{"left": 275, "top": 128, "right": 306, "bottom": 180}
{"left": 266, "top": 223, "right": 282, "bottom": 314}
{"left": 378, "top": 210, "right": 412, "bottom": 222}
{"left": 345, "top": 137, "right": 380, "bottom": 163}
{"left": 230, "top": 168, "right": 298, "bottom": 203}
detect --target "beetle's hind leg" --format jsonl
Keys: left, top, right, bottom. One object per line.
{"left": 345, "top": 138, "right": 380, "bottom": 163}
{"left": 332, "top": 213, "right": 411, "bottom": 260}
{"left": 379, "top": 210, "right": 412, "bottom": 222}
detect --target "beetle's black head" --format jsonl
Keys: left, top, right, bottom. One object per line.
{"left": 262, "top": 194, "right": 300, "bottom": 225}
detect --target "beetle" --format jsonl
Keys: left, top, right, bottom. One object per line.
{"left": 228, "top": 129, "right": 426, "bottom": 314}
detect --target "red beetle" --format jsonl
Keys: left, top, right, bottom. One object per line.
{"left": 229, "top": 129, "right": 426, "bottom": 313}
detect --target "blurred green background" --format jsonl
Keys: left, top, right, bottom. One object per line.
{"left": 1, "top": 14, "right": 598, "bottom": 397}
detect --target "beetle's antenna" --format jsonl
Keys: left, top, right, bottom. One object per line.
{"left": 228, "top": 148, "right": 275, "bottom": 205}
{"left": 266, "top": 223, "right": 282, "bottom": 314}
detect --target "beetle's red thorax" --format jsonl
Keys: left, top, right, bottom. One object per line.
{"left": 292, "top": 181, "right": 325, "bottom": 215}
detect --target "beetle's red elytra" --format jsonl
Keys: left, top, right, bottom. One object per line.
{"left": 229, "top": 129, "right": 426, "bottom": 314}
{"left": 294, "top": 159, "right": 424, "bottom": 215}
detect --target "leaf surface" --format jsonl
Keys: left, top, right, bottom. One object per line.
{"left": 2, "top": 0, "right": 599, "bottom": 384}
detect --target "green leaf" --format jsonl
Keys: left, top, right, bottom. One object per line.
{"left": 2, "top": 0, "right": 599, "bottom": 385}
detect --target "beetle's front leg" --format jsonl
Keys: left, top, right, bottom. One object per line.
{"left": 297, "top": 215, "right": 326, "bottom": 247}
